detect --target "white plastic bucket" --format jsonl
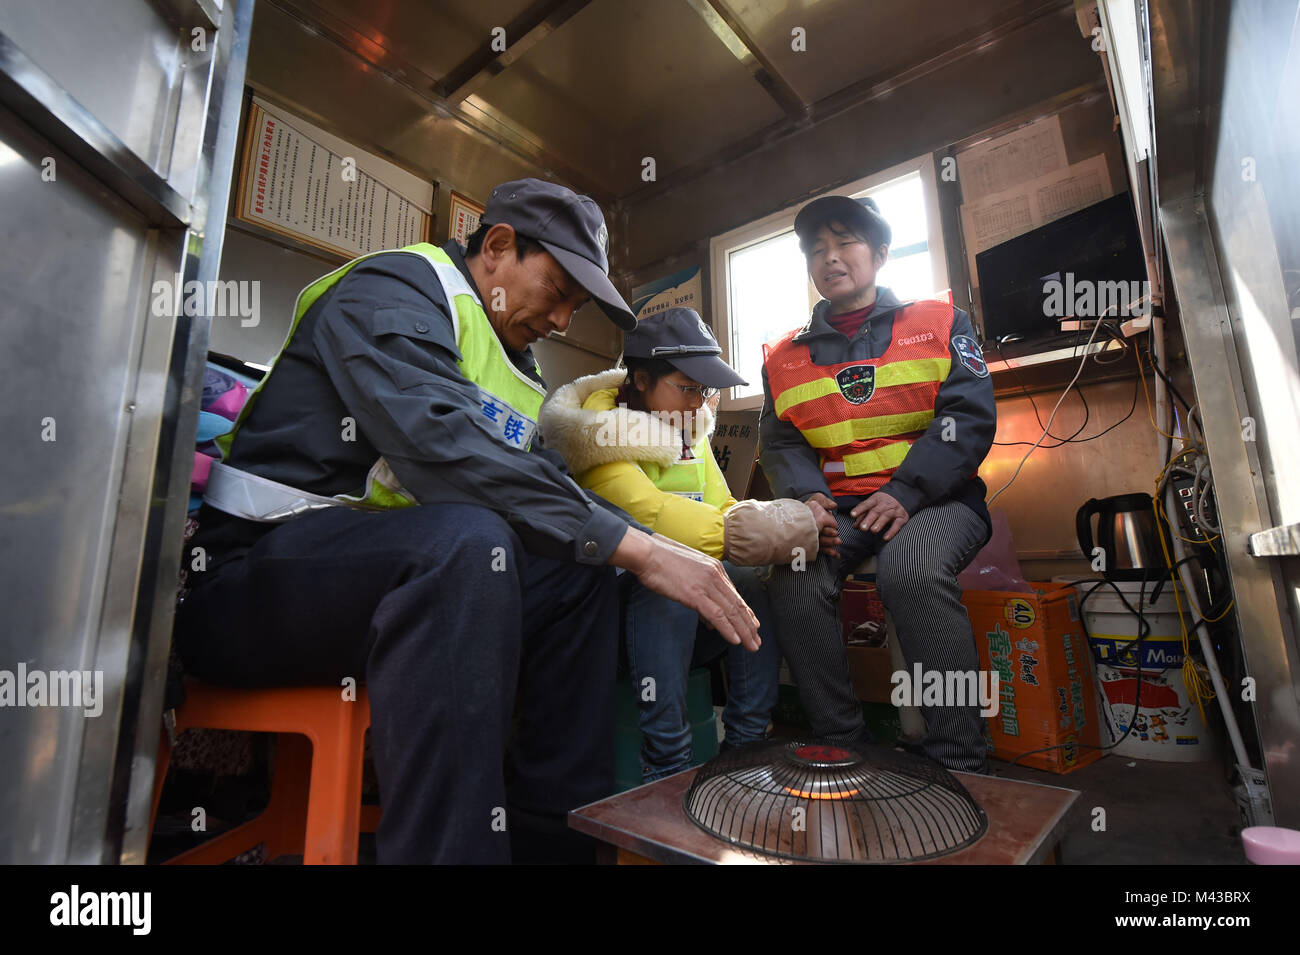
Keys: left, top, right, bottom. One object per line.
{"left": 1061, "top": 577, "right": 1218, "bottom": 762}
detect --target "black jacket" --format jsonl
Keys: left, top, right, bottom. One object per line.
{"left": 758, "top": 287, "right": 995, "bottom": 538}
{"left": 190, "top": 240, "right": 634, "bottom": 576}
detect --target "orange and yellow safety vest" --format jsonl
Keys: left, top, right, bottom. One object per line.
{"left": 762, "top": 300, "right": 954, "bottom": 497}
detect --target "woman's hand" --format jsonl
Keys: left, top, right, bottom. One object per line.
{"left": 850, "top": 491, "right": 908, "bottom": 540}
{"left": 804, "top": 494, "right": 842, "bottom": 559}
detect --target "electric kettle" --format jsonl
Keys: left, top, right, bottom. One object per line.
{"left": 1075, "top": 493, "right": 1170, "bottom": 581}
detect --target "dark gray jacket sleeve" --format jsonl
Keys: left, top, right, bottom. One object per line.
{"left": 878, "top": 309, "right": 996, "bottom": 514}
{"left": 310, "top": 254, "right": 630, "bottom": 564}
{"left": 530, "top": 434, "right": 650, "bottom": 530}
{"left": 758, "top": 362, "right": 835, "bottom": 502}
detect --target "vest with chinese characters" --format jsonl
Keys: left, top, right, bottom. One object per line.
{"left": 216, "top": 242, "right": 544, "bottom": 509}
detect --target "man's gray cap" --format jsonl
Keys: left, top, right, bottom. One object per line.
{"left": 483, "top": 178, "right": 636, "bottom": 330}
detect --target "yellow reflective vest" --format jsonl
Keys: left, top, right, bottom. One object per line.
{"left": 216, "top": 242, "right": 545, "bottom": 509}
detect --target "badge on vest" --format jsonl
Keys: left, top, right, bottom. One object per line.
{"left": 477, "top": 388, "right": 538, "bottom": 450}
{"left": 835, "top": 364, "right": 877, "bottom": 404}
{"left": 952, "top": 335, "right": 989, "bottom": 378}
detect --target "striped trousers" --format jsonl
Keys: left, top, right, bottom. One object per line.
{"left": 766, "top": 499, "right": 989, "bottom": 772}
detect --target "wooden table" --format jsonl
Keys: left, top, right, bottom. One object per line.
{"left": 569, "top": 767, "right": 1079, "bottom": 865}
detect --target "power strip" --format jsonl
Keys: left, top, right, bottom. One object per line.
{"left": 1169, "top": 472, "right": 1217, "bottom": 542}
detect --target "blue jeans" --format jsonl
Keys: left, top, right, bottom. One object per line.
{"left": 622, "top": 562, "right": 781, "bottom": 782}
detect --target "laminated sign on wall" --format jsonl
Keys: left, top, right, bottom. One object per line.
{"left": 235, "top": 97, "right": 435, "bottom": 259}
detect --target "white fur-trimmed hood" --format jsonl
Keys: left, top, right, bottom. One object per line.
{"left": 539, "top": 368, "right": 716, "bottom": 475}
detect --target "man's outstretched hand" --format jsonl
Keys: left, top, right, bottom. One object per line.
{"left": 611, "top": 528, "right": 761, "bottom": 652}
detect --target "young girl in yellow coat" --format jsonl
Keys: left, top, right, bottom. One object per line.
{"left": 540, "top": 307, "right": 824, "bottom": 781}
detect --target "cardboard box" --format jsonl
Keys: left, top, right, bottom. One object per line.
{"left": 961, "top": 582, "right": 1104, "bottom": 774}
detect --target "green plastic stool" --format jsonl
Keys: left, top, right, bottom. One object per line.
{"left": 614, "top": 667, "right": 718, "bottom": 792}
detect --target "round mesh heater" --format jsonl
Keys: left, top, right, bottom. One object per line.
{"left": 683, "top": 739, "right": 988, "bottom": 863}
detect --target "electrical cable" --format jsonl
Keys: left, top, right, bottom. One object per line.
{"left": 1139, "top": 348, "right": 1181, "bottom": 440}
{"left": 1150, "top": 493, "right": 1217, "bottom": 720}
{"left": 992, "top": 338, "right": 1091, "bottom": 446}
{"left": 1145, "top": 346, "right": 1201, "bottom": 429}
{"left": 994, "top": 374, "right": 1140, "bottom": 447}
{"left": 987, "top": 317, "right": 1106, "bottom": 504}
{"left": 1091, "top": 320, "right": 1132, "bottom": 365}
{"left": 991, "top": 314, "right": 1143, "bottom": 451}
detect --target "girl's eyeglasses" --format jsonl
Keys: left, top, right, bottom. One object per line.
{"left": 667, "top": 381, "right": 719, "bottom": 400}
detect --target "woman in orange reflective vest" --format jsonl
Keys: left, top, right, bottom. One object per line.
{"left": 760, "top": 195, "right": 997, "bottom": 772}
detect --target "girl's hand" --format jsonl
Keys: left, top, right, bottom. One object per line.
{"left": 805, "top": 498, "right": 841, "bottom": 559}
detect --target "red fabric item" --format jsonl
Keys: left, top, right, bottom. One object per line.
{"left": 826, "top": 303, "right": 874, "bottom": 338}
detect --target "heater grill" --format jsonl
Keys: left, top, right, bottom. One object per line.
{"left": 683, "top": 739, "right": 987, "bottom": 863}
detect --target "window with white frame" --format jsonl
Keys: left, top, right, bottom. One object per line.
{"left": 711, "top": 155, "right": 949, "bottom": 407}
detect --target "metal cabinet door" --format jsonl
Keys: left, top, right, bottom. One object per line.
{"left": 1150, "top": 0, "right": 1300, "bottom": 826}
{"left": 0, "top": 0, "right": 252, "bottom": 863}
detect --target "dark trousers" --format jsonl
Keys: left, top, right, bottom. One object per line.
{"left": 766, "top": 500, "right": 990, "bottom": 772}
{"left": 174, "top": 502, "right": 619, "bottom": 864}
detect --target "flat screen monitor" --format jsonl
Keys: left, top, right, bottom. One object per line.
{"left": 975, "top": 192, "right": 1148, "bottom": 342}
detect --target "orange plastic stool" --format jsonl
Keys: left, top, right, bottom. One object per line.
{"left": 149, "top": 682, "right": 378, "bottom": 865}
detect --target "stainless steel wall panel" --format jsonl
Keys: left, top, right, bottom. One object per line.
{"left": 284, "top": 0, "right": 539, "bottom": 82}
{"left": 0, "top": 33, "right": 192, "bottom": 227}
{"left": 1205, "top": 3, "right": 1300, "bottom": 531}
{"left": 0, "top": 0, "right": 191, "bottom": 174}
{"left": 474, "top": 0, "right": 786, "bottom": 194}
{"left": 0, "top": 105, "right": 160, "bottom": 862}
{"left": 116, "top": 0, "right": 255, "bottom": 865}
{"left": 721, "top": 0, "right": 1060, "bottom": 106}
{"left": 0, "top": 0, "right": 251, "bottom": 863}
{"left": 1150, "top": 0, "right": 1300, "bottom": 824}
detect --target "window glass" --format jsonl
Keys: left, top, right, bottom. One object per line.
{"left": 724, "top": 169, "right": 940, "bottom": 401}
{"left": 726, "top": 231, "right": 814, "bottom": 399}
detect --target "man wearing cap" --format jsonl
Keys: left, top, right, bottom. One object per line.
{"left": 760, "top": 195, "right": 996, "bottom": 772}
{"left": 176, "top": 179, "right": 760, "bottom": 863}
{"left": 540, "top": 307, "right": 823, "bottom": 782}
